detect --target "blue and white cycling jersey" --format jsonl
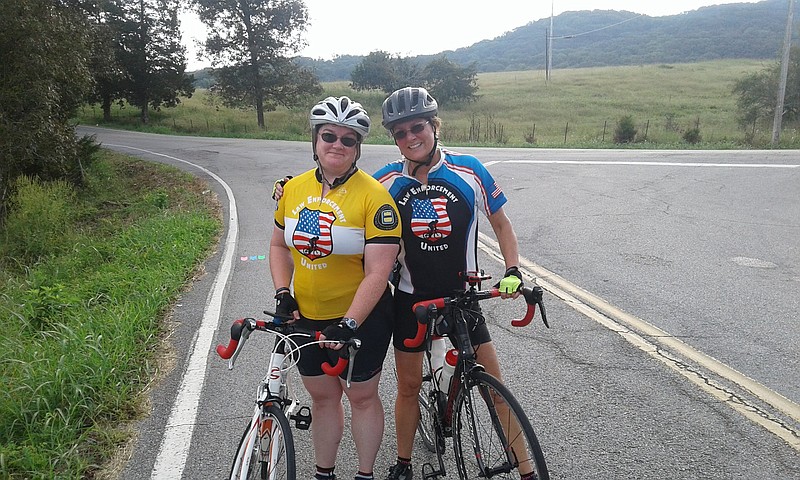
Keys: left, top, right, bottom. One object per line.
{"left": 373, "top": 148, "right": 507, "bottom": 297}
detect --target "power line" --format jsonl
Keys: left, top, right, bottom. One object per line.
{"left": 545, "top": 12, "right": 645, "bottom": 80}
{"left": 549, "top": 13, "right": 645, "bottom": 40}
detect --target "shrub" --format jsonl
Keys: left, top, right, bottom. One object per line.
{"left": 1, "top": 176, "right": 77, "bottom": 264}
{"left": 683, "top": 127, "right": 702, "bottom": 144}
{"left": 614, "top": 115, "right": 637, "bottom": 144}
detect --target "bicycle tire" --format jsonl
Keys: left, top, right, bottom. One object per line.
{"left": 417, "top": 366, "right": 446, "bottom": 454}
{"left": 452, "top": 371, "right": 549, "bottom": 480}
{"left": 229, "top": 403, "right": 296, "bottom": 480}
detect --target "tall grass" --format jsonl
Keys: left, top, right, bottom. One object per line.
{"left": 0, "top": 151, "right": 221, "bottom": 478}
{"left": 75, "top": 60, "right": 800, "bottom": 148}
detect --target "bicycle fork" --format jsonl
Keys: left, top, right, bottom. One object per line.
{"left": 231, "top": 405, "right": 262, "bottom": 479}
{"left": 421, "top": 364, "right": 464, "bottom": 479}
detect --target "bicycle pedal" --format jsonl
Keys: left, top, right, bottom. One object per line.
{"left": 290, "top": 405, "right": 312, "bottom": 430}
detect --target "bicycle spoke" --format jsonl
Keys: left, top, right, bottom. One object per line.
{"left": 453, "top": 371, "right": 549, "bottom": 479}
{"left": 231, "top": 405, "right": 296, "bottom": 480}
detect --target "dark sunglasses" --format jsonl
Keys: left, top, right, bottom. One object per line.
{"left": 320, "top": 131, "right": 358, "bottom": 147}
{"left": 391, "top": 120, "right": 430, "bottom": 140}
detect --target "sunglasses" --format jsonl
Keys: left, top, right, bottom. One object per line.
{"left": 320, "top": 131, "right": 358, "bottom": 148}
{"left": 391, "top": 120, "right": 430, "bottom": 140}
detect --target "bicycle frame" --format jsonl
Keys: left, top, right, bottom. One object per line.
{"left": 406, "top": 272, "right": 548, "bottom": 479}
{"left": 217, "top": 315, "right": 360, "bottom": 480}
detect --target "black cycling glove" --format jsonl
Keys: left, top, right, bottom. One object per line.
{"left": 274, "top": 289, "right": 298, "bottom": 320}
{"left": 271, "top": 176, "right": 293, "bottom": 201}
{"left": 321, "top": 320, "right": 357, "bottom": 343}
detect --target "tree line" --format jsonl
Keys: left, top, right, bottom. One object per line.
{"left": 1, "top": 0, "right": 321, "bottom": 221}
{"left": 297, "top": 0, "right": 793, "bottom": 81}
{"left": 1, "top": 0, "right": 796, "bottom": 223}
{"left": 0, "top": 0, "right": 483, "bottom": 222}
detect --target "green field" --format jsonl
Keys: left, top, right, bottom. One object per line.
{"left": 76, "top": 59, "right": 799, "bottom": 148}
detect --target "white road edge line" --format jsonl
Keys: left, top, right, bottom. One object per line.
{"left": 105, "top": 144, "right": 238, "bottom": 479}
{"left": 499, "top": 160, "right": 800, "bottom": 168}
{"left": 477, "top": 232, "right": 800, "bottom": 452}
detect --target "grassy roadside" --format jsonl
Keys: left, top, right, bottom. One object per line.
{"left": 0, "top": 150, "right": 221, "bottom": 479}
{"left": 76, "top": 60, "right": 800, "bottom": 149}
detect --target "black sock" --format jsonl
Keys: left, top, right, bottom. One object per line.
{"left": 354, "top": 471, "right": 373, "bottom": 480}
{"left": 396, "top": 456, "right": 411, "bottom": 466}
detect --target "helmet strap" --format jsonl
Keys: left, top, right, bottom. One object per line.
{"left": 312, "top": 128, "right": 361, "bottom": 189}
{"left": 409, "top": 129, "right": 439, "bottom": 177}
{"left": 315, "top": 164, "right": 358, "bottom": 189}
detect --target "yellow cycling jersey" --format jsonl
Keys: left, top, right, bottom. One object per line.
{"left": 274, "top": 168, "right": 401, "bottom": 320}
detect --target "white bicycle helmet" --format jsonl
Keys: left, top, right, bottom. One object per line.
{"left": 381, "top": 87, "right": 439, "bottom": 129}
{"left": 309, "top": 96, "right": 371, "bottom": 139}
{"left": 308, "top": 96, "right": 371, "bottom": 181}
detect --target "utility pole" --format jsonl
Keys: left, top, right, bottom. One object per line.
{"left": 547, "top": 0, "right": 554, "bottom": 81}
{"left": 772, "top": 0, "right": 795, "bottom": 147}
{"left": 545, "top": 29, "right": 550, "bottom": 81}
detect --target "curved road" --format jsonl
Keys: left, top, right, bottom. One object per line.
{"left": 78, "top": 127, "right": 800, "bottom": 479}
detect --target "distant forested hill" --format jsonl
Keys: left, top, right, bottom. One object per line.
{"left": 293, "top": 0, "right": 794, "bottom": 81}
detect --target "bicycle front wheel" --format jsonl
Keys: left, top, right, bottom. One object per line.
{"left": 230, "top": 403, "right": 296, "bottom": 480}
{"left": 452, "top": 371, "right": 549, "bottom": 480}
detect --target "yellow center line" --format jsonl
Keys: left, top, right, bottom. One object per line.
{"left": 477, "top": 231, "right": 800, "bottom": 451}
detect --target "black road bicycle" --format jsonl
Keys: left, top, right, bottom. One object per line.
{"left": 216, "top": 313, "right": 360, "bottom": 480}
{"left": 405, "top": 272, "right": 550, "bottom": 479}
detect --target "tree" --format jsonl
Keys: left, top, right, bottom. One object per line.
{"left": 733, "top": 45, "right": 800, "bottom": 130}
{"left": 212, "top": 57, "right": 319, "bottom": 111}
{"left": 114, "top": 0, "right": 195, "bottom": 124}
{"left": 421, "top": 55, "right": 478, "bottom": 105}
{"left": 85, "top": 0, "right": 126, "bottom": 122}
{"left": 193, "top": 0, "right": 321, "bottom": 129}
{"left": 0, "top": 0, "right": 96, "bottom": 221}
{"left": 350, "top": 51, "right": 421, "bottom": 93}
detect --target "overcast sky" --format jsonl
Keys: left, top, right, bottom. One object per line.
{"left": 180, "top": 0, "right": 767, "bottom": 70}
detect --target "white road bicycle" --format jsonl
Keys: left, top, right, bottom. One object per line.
{"left": 216, "top": 313, "right": 360, "bottom": 480}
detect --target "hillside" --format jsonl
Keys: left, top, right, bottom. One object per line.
{"left": 294, "top": 0, "right": 794, "bottom": 81}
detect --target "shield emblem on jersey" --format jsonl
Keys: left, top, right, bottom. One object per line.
{"left": 293, "top": 208, "right": 336, "bottom": 260}
{"left": 411, "top": 197, "right": 451, "bottom": 242}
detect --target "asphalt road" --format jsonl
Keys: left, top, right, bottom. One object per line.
{"left": 77, "top": 127, "right": 800, "bottom": 480}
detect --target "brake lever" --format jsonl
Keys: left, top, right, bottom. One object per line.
{"left": 344, "top": 338, "right": 361, "bottom": 388}
{"left": 530, "top": 285, "right": 549, "bottom": 328}
{"left": 228, "top": 318, "right": 256, "bottom": 369}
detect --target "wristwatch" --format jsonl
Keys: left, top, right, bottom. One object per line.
{"left": 340, "top": 317, "right": 358, "bottom": 331}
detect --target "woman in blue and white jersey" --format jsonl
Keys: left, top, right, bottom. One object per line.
{"left": 376, "top": 87, "right": 530, "bottom": 480}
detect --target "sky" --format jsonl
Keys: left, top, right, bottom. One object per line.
{"left": 179, "top": 0, "right": 766, "bottom": 71}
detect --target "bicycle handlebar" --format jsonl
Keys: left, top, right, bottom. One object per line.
{"left": 215, "top": 313, "right": 360, "bottom": 377}
{"left": 404, "top": 284, "right": 548, "bottom": 349}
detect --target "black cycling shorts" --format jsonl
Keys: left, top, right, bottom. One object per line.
{"left": 392, "top": 290, "right": 491, "bottom": 353}
{"left": 294, "top": 288, "right": 393, "bottom": 382}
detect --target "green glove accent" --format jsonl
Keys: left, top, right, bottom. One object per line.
{"left": 271, "top": 176, "right": 292, "bottom": 201}
{"left": 499, "top": 275, "right": 522, "bottom": 294}
{"left": 498, "top": 266, "right": 523, "bottom": 294}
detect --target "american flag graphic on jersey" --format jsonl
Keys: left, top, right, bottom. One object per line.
{"left": 293, "top": 208, "right": 336, "bottom": 260}
{"left": 411, "top": 197, "right": 451, "bottom": 242}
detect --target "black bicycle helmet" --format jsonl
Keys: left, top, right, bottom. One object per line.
{"left": 381, "top": 87, "right": 438, "bottom": 129}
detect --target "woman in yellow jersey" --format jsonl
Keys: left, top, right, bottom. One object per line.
{"left": 269, "top": 96, "right": 401, "bottom": 480}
